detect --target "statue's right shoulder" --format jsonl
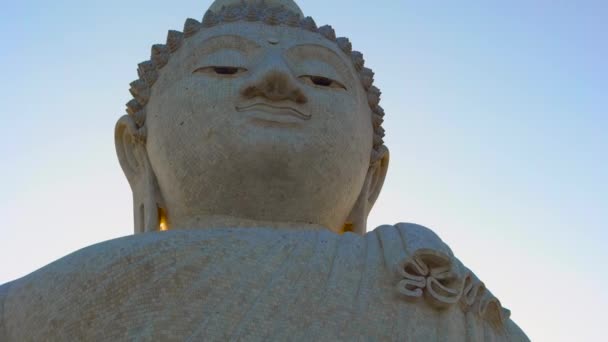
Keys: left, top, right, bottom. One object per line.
{"left": 0, "top": 281, "right": 12, "bottom": 341}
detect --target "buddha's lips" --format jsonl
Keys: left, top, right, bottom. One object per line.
{"left": 236, "top": 103, "right": 311, "bottom": 121}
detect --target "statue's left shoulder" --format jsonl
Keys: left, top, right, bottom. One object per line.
{"left": 370, "top": 222, "right": 530, "bottom": 341}
{"left": 371, "top": 222, "right": 465, "bottom": 306}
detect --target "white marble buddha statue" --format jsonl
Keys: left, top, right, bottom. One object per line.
{"left": 0, "top": 0, "right": 529, "bottom": 340}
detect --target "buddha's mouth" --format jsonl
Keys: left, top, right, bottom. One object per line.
{"left": 236, "top": 103, "right": 311, "bottom": 121}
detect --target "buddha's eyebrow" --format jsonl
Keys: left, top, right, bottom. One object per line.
{"left": 194, "top": 35, "right": 261, "bottom": 55}
{"left": 288, "top": 43, "right": 349, "bottom": 70}
{"left": 286, "top": 43, "right": 352, "bottom": 76}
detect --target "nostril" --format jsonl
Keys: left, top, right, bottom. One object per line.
{"left": 241, "top": 85, "right": 258, "bottom": 99}
{"left": 292, "top": 91, "right": 307, "bottom": 104}
{"left": 264, "top": 84, "right": 276, "bottom": 97}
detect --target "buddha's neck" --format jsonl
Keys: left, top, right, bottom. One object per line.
{"left": 167, "top": 214, "right": 335, "bottom": 233}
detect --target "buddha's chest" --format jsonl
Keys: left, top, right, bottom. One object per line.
{"left": 2, "top": 227, "right": 515, "bottom": 341}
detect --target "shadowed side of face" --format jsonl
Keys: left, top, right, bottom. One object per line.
{"left": 144, "top": 22, "right": 374, "bottom": 231}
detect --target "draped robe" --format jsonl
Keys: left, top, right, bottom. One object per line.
{"left": 0, "top": 223, "right": 528, "bottom": 341}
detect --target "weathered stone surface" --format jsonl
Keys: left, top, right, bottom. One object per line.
{"left": 0, "top": 0, "right": 529, "bottom": 340}
{"left": 1, "top": 225, "right": 527, "bottom": 341}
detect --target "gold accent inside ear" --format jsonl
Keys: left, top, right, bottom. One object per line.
{"left": 341, "top": 222, "right": 354, "bottom": 234}
{"left": 159, "top": 207, "right": 169, "bottom": 231}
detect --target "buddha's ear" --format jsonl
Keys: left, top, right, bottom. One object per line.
{"left": 115, "top": 115, "right": 163, "bottom": 234}
{"left": 115, "top": 116, "right": 147, "bottom": 186}
{"left": 344, "top": 147, "right": 389, "bottom": 235}
{"left": 366, "top": 146, "right": 389, "bottom": 210}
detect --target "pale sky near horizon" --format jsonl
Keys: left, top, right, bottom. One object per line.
{"left": 1, "top": 1, "right": 606, "bottom": 340}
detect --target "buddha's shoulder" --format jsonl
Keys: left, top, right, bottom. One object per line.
{"left": 1, "top": 226, "right": 528, "bottom": 340}
{"left": 0, "top": 280, "right": 10, "bottom": 340}
{"left": 0, "top": 225, "right": 453, "bottom": 311}
{"left": 0, "top": 229, "right": 333, "bottom": 305}
{"left": 367, "top": 222, "right": 455, "bottom": 257}
{"left": 368, "top": 223, "right": 528, "bottom": 341}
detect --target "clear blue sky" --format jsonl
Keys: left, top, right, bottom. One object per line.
{"left": 1, "top": 1, "right": 606, "bottom": 340}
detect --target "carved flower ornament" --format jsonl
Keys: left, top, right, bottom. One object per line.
{"left": 396, "top": 249, "right": 510, "bottom": 329}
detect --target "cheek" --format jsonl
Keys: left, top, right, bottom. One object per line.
{"left": 149, "top": 76, "right": 242, "bottom": 139}
{"left": 309, "top": 91, "right": 373, "bottom": 163}
{"left": 299, "top": 91, "right": 373, "bottom": 207}
{"left": 145, "top": 77, "right": 242, "bottom": 185}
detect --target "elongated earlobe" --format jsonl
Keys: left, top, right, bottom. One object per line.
{"left": 366, "top": 147, "right": 389, "bottom": 209}
{"left": 344, "top": 147, "right": 389, "bottom": 235}
{"left": 115, "top": 116, "right": 167, "bottom": 234}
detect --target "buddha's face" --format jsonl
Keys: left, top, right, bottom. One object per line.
{"left": 144, "top": 22, "right": 374, "bottom": 232}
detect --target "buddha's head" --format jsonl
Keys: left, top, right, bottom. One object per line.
{"left": 115, "top": 0, "right": 389, "bottom": 235}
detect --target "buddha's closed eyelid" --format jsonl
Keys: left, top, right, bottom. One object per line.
{"left": 193, "top": 66, "right": 248, "bottom": 76}
{"left": 193, "top": 48, "right": 250, "bottom": 74}
{"left": 299, "top": 75, "right": 347, "bottom": 90}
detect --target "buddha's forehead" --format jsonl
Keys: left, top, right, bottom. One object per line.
{"left": 173, "top": 21, "right": 354, "bottom": 71}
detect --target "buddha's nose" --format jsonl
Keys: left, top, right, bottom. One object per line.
{"left": 240, "top": 56, "right": 307, "bottom": 104}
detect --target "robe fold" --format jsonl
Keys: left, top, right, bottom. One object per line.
{"left": 0, "top": 223, "right": 528, "bottom": 341}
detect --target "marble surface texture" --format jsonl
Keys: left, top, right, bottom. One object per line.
{"left": 1, "top": 225, "right": 528, "bottom": 341}
{"left": 0, "top": 0, "right": 530, "bottom": 340}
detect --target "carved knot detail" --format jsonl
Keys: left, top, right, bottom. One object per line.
{"left": 396, "top": 250, "right": 509, "bottom": 329}
{"left": 396, "top": 250, "right": 462, "bottom": 309}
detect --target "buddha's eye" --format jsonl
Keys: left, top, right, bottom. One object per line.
{"left": 193, "top": 66, "right": 248, "bottom": 76}
{"left": 299, "top": 75, "right": 346, "bottom": 90}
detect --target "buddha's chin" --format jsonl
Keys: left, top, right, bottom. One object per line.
{"left": 157, "top": 154, "right": 360, "bottom": 233}
{"left": 151, "top": 131, "right": 368, "bottom": 233}
{"left": 164, "top": 174, "right": 353, "bottom": 232}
